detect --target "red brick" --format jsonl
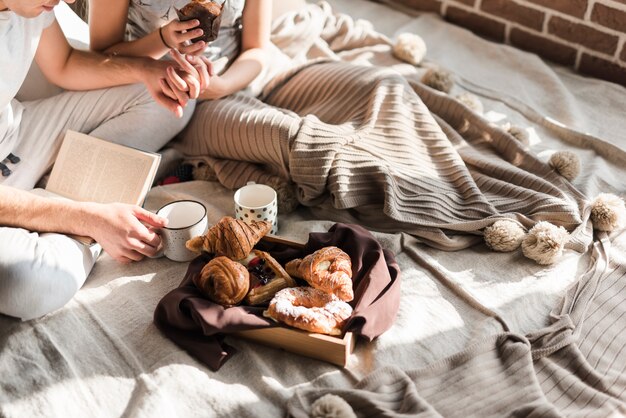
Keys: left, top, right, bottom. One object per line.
{"left": 445, "top": 6, "right": 506, "bottom": 42}
{"left": 390, "top": 0, "right": 442, "bottom": 13}
{"left": 591, "top": 4, "right": 626, "bottom": 33}
{"left": 579, "top": 54, "right": 626, "bottom": 87}
{"left": 510, "top": 27, "right": 577, "bottom": 66}
{"left": 481, "top": 0, "right": 544, "bottom": 31}
{"left": 450, "top": 0, "right": 475, "bottom": 6}
{"left": 548, "top": 16, "right": 618, "bottom": 55}
{"left": 526, "top": 0, "right": 587, "bottom": 19}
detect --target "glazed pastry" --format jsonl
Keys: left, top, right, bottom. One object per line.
{"left": 186, "top": 216, "right": 271, "bottom": 260}
{"left": 239, "top": 250, "right": 297, "bottom": 305}
{"left": 285, "top": 246, "right": 354, "bottom": 302}
{"left": 194, "top": 256, "right": 249, "bottom": 306}
{"left": 264, "top": 287, "right": 353, "bottom": 336}
{"left": 176, "top": 0, "right": 223, "bottom": 43}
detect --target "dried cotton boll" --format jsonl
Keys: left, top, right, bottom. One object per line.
{"left": 484, "top": 220, "right": 526, "bottom": 252}
{"left": 549, "top": 151, "right": 581, "bottom": 181}
{"left": 521, "top": 221, "right": 569, "bottom": 265}
{"left": 310, "top": 394, "right": 356, "bottom": 418}
{"left": 393, "top": 33, "right": 427, "bottom": 66}
{"left": 455, "top": 92, "right": 484, "bottom": 115}
{"left": 590, "top": 193, "right": 626, "bottom": 232}
{"left": 421, "top": 67, "right": 454, "bottom": 93}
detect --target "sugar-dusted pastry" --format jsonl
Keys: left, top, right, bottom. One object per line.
{"left": 264, "top": 287, "right": 353, "bottom": 336}
{"left": 176, "top": 0, "right": 223, "bottom": 43}
{"left": 238, "top": 250, "right": 297, "bottom": 305}
{"left": 194, "top": 256, "right": 249, "bottom": 306}
{"left": 186, "top": 217, "right": 271, "bottom": 260}
{"left": 285, "top": 246, "right": 354, "bottom": 302}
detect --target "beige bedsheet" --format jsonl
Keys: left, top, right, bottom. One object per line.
{"left": 1, "top": 1, "right": 625, "bottom": 417}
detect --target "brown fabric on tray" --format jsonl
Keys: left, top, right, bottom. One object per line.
{"left": 154, "top": 223, "right": 401, "bottom": 371}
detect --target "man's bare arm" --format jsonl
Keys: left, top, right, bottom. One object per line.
{"left": 35, "top": 19, "right": 191, "bottom": 116}
{"left": 0, "top": 185, "right": 89, "bottom": 234}
{"left": 0, "top": 185, "right": 167, "bottom": 263}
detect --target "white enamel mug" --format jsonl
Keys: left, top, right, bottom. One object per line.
{"left": 234, "top": 182, "right": 278, "bottom": 234}
{"left": 153, "top": 200, "right": 208, "bottom": 262}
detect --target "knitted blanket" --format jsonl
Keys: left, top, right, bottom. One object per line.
{"left": 175, "top": 2, "right": 590, "bottom": 251}
{"left": 288, "top": 236, "right": 626, "bottom": 417}
{"left": 3, "top": 2, "right": 626, "bottom": 417}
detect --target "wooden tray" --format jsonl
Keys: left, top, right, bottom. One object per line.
{"left": 231, "top": 235, "right": 356, "bottom": 367}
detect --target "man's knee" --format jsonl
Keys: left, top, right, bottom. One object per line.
{"left": 102, "top": 84, "right": 196, "bottom": 152}
{"left": 0, "top": 261, "right": 81, "bottom": 320}
{"left": 0, "top": 229, "right": 92, "bottom": 320}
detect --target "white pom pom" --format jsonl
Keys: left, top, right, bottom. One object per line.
{"left": 549, "top": 151, "right": 581, "bottom": 181}
{"left": 421, "top": 67, "right": 454, "bottom": 93}
{"left": 455, "top": 92, "right": 484, "bottom": 115}
{"left": 590, "top": 193, "right": 626, "bottom": 232}
{"left": 484, "top": 220, "right": 526, "bottom": 252}
{"left": 521, "top": 221, "right": 569, "bottom": 265}
{"left": 501, "top": 123, "right": 530, "bottom": 146}
{"left": 310, "top": 394, "right": 356, "bottom": 418}
{"left": 393, "top": 33, "right": 427, "bottom": 66}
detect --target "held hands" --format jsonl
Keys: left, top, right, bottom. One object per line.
{"left": 162, "top": 52, "right": 229, "bottom": 101}
{"left": 160, "top": 49, "right": 221, "bottom": 105}
{"left": 86, "top": 202, "right": 167, "bottom": 264}
{"left": 143, "top": 49, "right": 224, "bottom": 117}
{"left": 141, "top": 50, "right": 208, "bottom": 117}
{"left": 159, "top": 19, "right": 206, "bottom": 56}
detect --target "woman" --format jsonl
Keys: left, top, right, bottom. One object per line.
{"left": 89, "top": 0, "right": 273, "bottom": 101}
{"left": 88, "top": 0, "right": 294, "bottom": 211}
{"left": 89, "top": 0, "right": 589, "bottom": 263}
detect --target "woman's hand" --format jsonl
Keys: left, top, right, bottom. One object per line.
{"left": 165, "top": 53, "right": 229, "bottom": 101}
{"left": 160, "top": 50, "right": 214, "bottom": 103}
{"left": 159, "top": 19, "right": 206, "bottom": 56}
{"left": 197, "top": 73, "right": 228, "bottom": 100}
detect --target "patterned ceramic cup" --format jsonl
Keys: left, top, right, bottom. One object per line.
{"left": 153, "top": 200, "right": 208, "bottom": 262}
{"left": 234, "top": 182, "right": 278, "bottom": 235}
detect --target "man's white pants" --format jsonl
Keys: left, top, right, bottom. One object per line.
{"left": 0, "top": 83, "right": 194, "bottom": 320}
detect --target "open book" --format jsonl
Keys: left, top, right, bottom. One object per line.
{"left": 36, "top": 130, "right": 161, "bottom": 244}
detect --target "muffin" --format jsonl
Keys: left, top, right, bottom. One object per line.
{"left": 176, "top": 0, "right": 223, "bottom": 43}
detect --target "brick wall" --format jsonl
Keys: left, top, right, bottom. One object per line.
{"left": 382, "top": 0, "right": 626, "bottom": 86}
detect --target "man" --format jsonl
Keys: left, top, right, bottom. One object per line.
{"left": 0, "top": 0, "right": 207, "bottom": 320}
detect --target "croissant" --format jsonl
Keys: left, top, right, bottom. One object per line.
{"left": 194, "top": 256, "right": 249, "bottom": 306}
{"left": 285, "top": 246, "right": 354, "bottom": 302}
{"left": 186, "top": 216, "right": 271, "bottom": 260}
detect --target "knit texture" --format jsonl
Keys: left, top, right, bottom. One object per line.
{"left": 176, "top": 60, "right": 586, "bottom": 251}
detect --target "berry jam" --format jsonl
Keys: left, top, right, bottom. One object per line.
{"left": 247, "top": 257, "right": 275, "bottom": 288}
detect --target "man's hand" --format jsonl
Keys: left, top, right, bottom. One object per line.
{"left": 85, "top": 202, "right": 167, "bottom": 264}
{"left": 139, "top": 59, "right": 189, "bottom": 118}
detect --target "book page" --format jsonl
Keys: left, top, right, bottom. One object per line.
{"left": 46, "top": 131, "right": 161, "bottom": 205}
